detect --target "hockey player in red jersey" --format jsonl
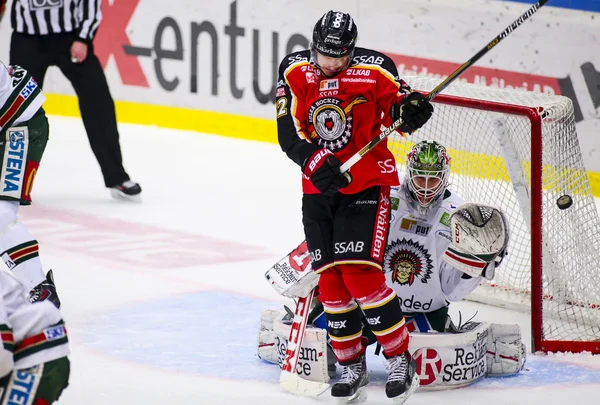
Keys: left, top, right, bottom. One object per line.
{"left": 276, "top": 10, "right": 434, "bottom": 404}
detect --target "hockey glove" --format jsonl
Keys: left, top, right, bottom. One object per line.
{"left": 390, "top": 92, "right": 434, "bottom": 134}
{"left": 303, "top": 149, "right": 352, "bottom": 196}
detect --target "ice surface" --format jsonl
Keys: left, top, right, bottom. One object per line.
{"left": 25, "top": 116, "right": 600, "bottom": 404}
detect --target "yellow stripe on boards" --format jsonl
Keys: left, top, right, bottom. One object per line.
{"left": 43, "top": 93, "right": 600, "bottom": 197}
{"left": 43, "top": 93, "right": 278, "bottom": 144}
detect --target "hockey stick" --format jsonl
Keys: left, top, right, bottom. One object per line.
{"left": 339, "top": 0, "right": 549, "bottom": 174}
{"left": 279, "top": 288, "right": 330, "bottom": 396}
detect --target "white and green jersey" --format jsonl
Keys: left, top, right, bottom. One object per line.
{"left": 383, "top": 184, "right": 482, "bottom": 313}
{"left": 0, "top": 266, "right": 69, "bottom": 370}
{"left": 0, "top": 63, "right": 45, "bottom": 132}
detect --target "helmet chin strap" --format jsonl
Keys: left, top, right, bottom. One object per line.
{"left": 309, "top": 46, "right": 354, "bottom": 77}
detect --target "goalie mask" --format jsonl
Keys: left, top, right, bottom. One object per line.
{"left": 405, "top": 141, "right": 451, "bottom": 216}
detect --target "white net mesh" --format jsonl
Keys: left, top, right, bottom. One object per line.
{"left": 389, "top": 76, "right": 600, "bottom": 346}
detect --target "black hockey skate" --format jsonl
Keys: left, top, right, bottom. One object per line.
{"left": 331, "top": 353, "right": 369, "bottom": 404}
{"left": 384, "top": 351, "right": 419, "bottom": 404}
{"left": 29, "top": 270, "right": 61, "bottom": 308}
{"left": 110, "top": 180, "right": 142, "bottom": 201}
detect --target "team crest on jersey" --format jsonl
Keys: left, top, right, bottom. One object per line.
{"left": 307, "top": 96, "right": 368, "bottom": 151}
{"left": 384, "top": 238, "right": 433, "bottom": 286}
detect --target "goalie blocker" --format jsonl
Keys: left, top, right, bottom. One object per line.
{"left": 257, "top": 309, "right": 526, "bottom": 390}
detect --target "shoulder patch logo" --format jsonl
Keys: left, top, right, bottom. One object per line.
{"left": 439, "top": 212, "right": 451, "bottom": 227}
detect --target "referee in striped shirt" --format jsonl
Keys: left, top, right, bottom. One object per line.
{"left": 2, "top": 0, "right": 142, "bottom": 201}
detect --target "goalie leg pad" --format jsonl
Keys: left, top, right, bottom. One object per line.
{"left": 256, "top": 309, "right": 331, "bottom": 384}
{"left": 409, "top": 322, "right": 490, "bottom": 390}
{"left": 407, "top": 321, "right": 526, "bottom": 390}
{"left": 257, "top": 309, "right": 282, "bottom": 364}
{"left": 486, "top": 323, "right": 527, "bottom": 376}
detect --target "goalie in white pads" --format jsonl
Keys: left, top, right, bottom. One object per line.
{"left": 381, "top": 141, "right": 525, "bottom": 389}
{"left": 258, "top": 141, "right": 526, "bottom": 391}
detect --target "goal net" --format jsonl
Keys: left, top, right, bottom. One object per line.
{"left": 389, "top": 76, "right": 600, "bottom": 353}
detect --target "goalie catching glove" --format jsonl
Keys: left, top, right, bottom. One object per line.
{"left": 442, "top": 203, "right": 509, "bottom": 280}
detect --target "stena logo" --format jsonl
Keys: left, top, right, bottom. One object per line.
{"left": 332, "top": 12, "right": 344, "bottom": 28}
{"left": 3, "top": 130, "right": 26, "bottom": 194}
{"left": 6, "top": 368, "right": 39, "bottom": 404}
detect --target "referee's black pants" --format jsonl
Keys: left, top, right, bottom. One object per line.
{"left": 10, "top": 32, "right": 130, "bottom": 188}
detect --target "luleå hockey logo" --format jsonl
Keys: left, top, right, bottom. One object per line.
{"left": 413, "top": 348, "right": 442, "bottom": 386}
{"left": 289, "top": 241, "right": 311, "bottom": 273}
{"left": 307, "top": 96, "right": 368, "bottom": 151}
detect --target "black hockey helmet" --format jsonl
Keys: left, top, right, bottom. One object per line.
{"left": 311, "top": 11, "right": 358, "bottom": 58}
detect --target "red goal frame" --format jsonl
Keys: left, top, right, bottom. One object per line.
{"left": 432, "top": 93, "right": 600, "bottom": 354}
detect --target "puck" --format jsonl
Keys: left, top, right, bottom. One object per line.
{"left": 556, "top": 194, "right": 573, "bottom": 210}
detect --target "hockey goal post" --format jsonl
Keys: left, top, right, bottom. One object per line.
{"left": 389, "top": 76, "right": 600, "bottom": 354}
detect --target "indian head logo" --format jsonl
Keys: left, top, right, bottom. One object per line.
{"left": 384, "top": 238, "right": 433, "bottom": 286}
{"left": 307, "top": 96, "right": 368, "bottom": 151}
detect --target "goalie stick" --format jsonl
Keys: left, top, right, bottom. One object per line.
{"left": 339, "top": 0, "right": 549, "bottom": 174}
{"left": 279, "top": 288, "right": 330, "bottom": 396}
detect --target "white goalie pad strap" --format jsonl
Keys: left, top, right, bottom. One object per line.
{"left": 257, "top": 309, "right": 282, "bottom": 364}
{"left": 256, "top": 309, "right": 330, "bottom": 384}
{"left": 265, "top": 241, "right": 319, "bottom": 298}
{"left": 442, "top": 203, "right": 509, "bottom": 279}
{"left": 486, "top": 323, "right": 527, "bottom": 376}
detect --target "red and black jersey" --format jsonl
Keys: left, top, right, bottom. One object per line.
{"left": 276, "top": 47, "right": 411, "bottom": 194}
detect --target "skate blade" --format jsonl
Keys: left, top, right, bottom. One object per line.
{"left": 336, "top": 386, "right": 367, "bottom": 405}
{"left": 110, "top": 189, "right": 142, "bottom": 202}
{"left": 390, "top": 375, "right": 420, "bottom": 405}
